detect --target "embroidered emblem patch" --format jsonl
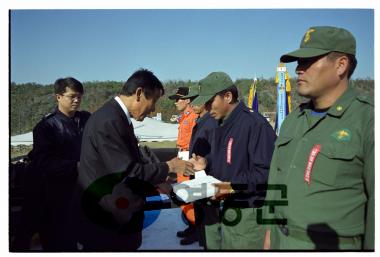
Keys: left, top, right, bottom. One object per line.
{"left": 331, "top": 129, "right": 352, "bottom": 142}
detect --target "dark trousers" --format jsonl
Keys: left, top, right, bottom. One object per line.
{"left": 194, "top": 200, "right": 208, "bottom": 247}
{"left": 11, "top": 174, "right": 78, "bottom": 251}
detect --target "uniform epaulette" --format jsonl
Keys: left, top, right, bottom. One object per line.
{"left": 243, "top": 108, "right": 268, "bottom": 126}
{"left": 243, "top": 108, "right": 259, "bottom": 118}
{"left": 245, "top": 109, "right": 259, "bottom": 119}
{"left": 241, "top": 107, "right": 251, "bottom": 113}
{"left": 356, "top": 94, "right": 374, "bottom": 107}
{"left": 44, "top": 112, "right": 54, "bottom": 119}
{"left": 43, "top": 111, "right": 56, "bottom": 120}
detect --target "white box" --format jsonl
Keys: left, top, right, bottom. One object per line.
{"left": 173, "top": 170, "right": 221, "bottom": 203}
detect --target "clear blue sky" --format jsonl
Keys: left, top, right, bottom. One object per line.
{"left": 10, "top": 9, "right": 374, "bottom": 84}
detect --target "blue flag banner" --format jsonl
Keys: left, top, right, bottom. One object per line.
{"left": 285, "top": 90, "right": 290, "bottom": 116}
{"left": 252, "top": 92, "right": 259, "bottom": 113}
{"left": 275, "top": 65, "right": 287, "bottom": 135}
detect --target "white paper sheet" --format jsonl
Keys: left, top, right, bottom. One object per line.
{"left": 177, "top": 151, "right": 189, "bottom": 161}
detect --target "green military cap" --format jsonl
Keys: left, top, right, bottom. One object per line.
{"left": 280, "top": 26, "right": 356, "bottom": 63}
{"left": 191, "top": 72, "right": 234, "bottom": 106}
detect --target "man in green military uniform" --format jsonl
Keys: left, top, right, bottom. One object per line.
{"left": 263, "top": 26, "right": 374, "bottom": 250}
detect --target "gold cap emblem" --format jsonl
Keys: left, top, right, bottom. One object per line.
{"left": 304, "top": 29, "right": 316, "bottom": 43}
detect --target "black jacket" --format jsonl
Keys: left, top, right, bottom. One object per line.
{"left": 75, "top": 98, "right": 169, "bottom": 250}
{"left": 79, "top": 98, "right": 169, "bottom": 189}
{"left": 208, "top": 102, "right": 276, "bottom": 208}
{"left": 28, "top": 108, "right": 91, "bottom": 179}
{"left": 189, "top": 112, "right": 218, "bottom": 158}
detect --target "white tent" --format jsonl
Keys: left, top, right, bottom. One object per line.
{"left": 10, "top": 132, "right": 33, "bottom": 146}
{"left": 131, "top": 117, "right": 178, "bottom": 142}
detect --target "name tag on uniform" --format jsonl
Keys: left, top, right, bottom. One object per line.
{"left": 227, "top": 138, "right": 233, "bottom": 165}
{"left": 304, "top": 144, "right": 321, "bottom": 185}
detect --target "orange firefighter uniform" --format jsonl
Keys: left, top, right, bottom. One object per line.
{"left": 177, "top": 106, "right": 197, "bottom": 151}
{"left": 177, "top": 105, "right": 197, "bottom": 224}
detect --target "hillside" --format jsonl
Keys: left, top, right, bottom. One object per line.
{"left": 10, "top": 78, "right": 374, "bottom": 136}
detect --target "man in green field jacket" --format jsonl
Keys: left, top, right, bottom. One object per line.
{"left": 263, "top": 26, "right": 374, "bottom": 250}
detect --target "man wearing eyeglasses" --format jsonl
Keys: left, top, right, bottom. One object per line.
{"left": 13, "top": 77, "right": 91, "bottom": 251}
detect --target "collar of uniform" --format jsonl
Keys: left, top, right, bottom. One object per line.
{"left": 297, "top": 86, "right": 356, "bottom": 118}
{"left": 183, "top": 105, "right": 195, "bottom": 117}
{"left": 298, "top": 102, "right": 313, "bottom": 117}
{"left": 220, "top": 101, "right": 244, "bottom": 126}
{"left": 326, "top": 86, "right": 357, "bottom": 118}
{"left": 196, "top": 111, "right": 210, "bottom": 125}
{"left": 55, "top": 106, "right": 77, "bottom": 121}
{"left": 114, "top": 96, "right": 132, "bottom": 125}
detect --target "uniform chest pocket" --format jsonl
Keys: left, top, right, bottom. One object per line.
{"left": 311, "top": 143, "right": 357, "bottom": 187}
{"left": 276, "top": 136, "right": 294, "bottom": 173}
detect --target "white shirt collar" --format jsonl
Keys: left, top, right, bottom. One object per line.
{"left": 114, "top": 96, "right": 132, "bottom": 125}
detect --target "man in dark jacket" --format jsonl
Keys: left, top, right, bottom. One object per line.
{"left": 185, "top": 90, "right": 219, "bottom": 248}
{"left": 189, "top": 100, "right": 218, "bottom": 159}
{"left": 12, "top": 77, "right": 91, "bottom": 251}
{"left": 190, "top": 72, "right": 277, "bottom": 249}
{"left": 75, "top": 69, "right": 194, "bottom": 251}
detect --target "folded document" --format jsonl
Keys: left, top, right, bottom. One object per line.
{"left": 172, "top": 170, "right": 221, "bottom": 203}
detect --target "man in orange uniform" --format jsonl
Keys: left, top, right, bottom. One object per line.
{"left": 170, "top": 87, "right": 198, "bottom": 151}
{"left": 169, "top": 87, "right": 199, "bottom": 245}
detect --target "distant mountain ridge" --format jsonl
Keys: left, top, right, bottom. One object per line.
{"left": 10, "top": 78, "right": 374, "bottom": 136}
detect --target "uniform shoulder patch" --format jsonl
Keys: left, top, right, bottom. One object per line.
{"left": 356, "top": 94, "right": 374, "bottom": 107}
